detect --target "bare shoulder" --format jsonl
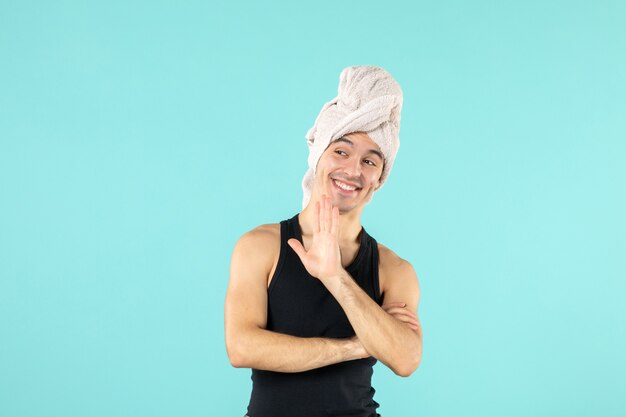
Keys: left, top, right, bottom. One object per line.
{"left": 226, "top": 223, "right": 281, "bottom": 332}
{"left": 378, "top": 242, "right": 417, "bottom": 276}
{"left": 230, "top": 223, "right": 281, "bottom": 286}
{"left": 377, "top": 242, "right": 419, "bottom": 294}
{"left": 234, "top": 223, "right": 280, "bottom": 261}
{"left": 237, "top": 223, "right": 280, "bottom": 246}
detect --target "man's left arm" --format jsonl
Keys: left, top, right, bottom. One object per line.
{"left": 323, "top": 258, "right": 422, "bottom": 377}
{"left": 287, "top": 196, "right": 422, "bottom": 376}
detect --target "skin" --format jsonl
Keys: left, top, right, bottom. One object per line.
{"left": 224, "top": 131, "right": 422, "bottom": 376}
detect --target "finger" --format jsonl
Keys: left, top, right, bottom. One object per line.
{"left": 326, "top": 196, "right": 333, "bottom": 232}
{"left": 331, "top": 205, "right": 339, "bottom": 236}
{"left": 322, "top": 168, "right": 328, "bottom": 197}
{"left": 384, "top": 306, "right": 416, "bottom": 315}
{"left": 386, "top": 308, "right": 417, "bottom": 318}
{"left": 314, "top": 201, "right": 320, "bottom": 233}
{"left": 389, "top": 314, "right": 421, "bottom": 328}
{"left": 382, "top": 302, "right": 407, "bottom": 310}
{"left": 385, "top": 307, "right": 418, "bottom": 319}
{"left": 382, "top": 303, "right": 408, "bottom": 314}
{"left": 327, "top": 195, "right": 332, "bottom": 231}
{"left": 287, "top": 238, "right": 307, "bottom": 260}
{"left": 385, "top": 310, "right": 420, "bottom": 324}
{"left": 320, "top": 195, "right": 327, "bottom": 232}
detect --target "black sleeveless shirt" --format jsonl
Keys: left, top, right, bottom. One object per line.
{"left": 246, "top": 213, "right": 383, "bottom": 417}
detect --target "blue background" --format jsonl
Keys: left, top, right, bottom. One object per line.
{"left": 1, "top": 1, "right": 625, "bottom": 416}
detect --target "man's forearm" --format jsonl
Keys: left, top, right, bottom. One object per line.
{"left": 323, "top": 270, "right": 422, "bottom": 376}
{"left": 228, "top": 326, "right": 367, "bottom": 373}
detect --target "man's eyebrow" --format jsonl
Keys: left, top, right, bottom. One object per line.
{"left": 367, "top": 148, "right": 384, "bottom": 161}
{"left": 332, "top": 137, "right": 354, "bottom": 146}
{"left": 331, "top": 137, "right": 384, "bottom": 161}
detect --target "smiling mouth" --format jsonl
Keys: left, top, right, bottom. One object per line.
{"left": 332, "top": 179, "right": 361, "bottom": 193}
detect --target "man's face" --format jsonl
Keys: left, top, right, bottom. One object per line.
{"left": 313, "top": 131, "right": 384, "bottom": 213}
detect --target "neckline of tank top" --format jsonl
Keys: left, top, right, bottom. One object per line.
{"left": 292, "top": 213, "right": 368, "bottom": 272}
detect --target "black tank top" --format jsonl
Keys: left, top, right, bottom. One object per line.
{"left": 246, "top": 213, "right": 383, "bottom": 417}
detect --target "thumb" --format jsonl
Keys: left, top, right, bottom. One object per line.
{"left": 287, "top": 238, "right": 306, "bottom": 260}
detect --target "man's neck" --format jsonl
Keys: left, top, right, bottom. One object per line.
{"left": 299, "top": 198, "right": 363, "bottom": 245}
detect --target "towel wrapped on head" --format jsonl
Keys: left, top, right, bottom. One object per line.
{"left": 302, "top": 65, "right": 403, "bottom": 208}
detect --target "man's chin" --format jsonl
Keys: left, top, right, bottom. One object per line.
{"left": 330, "top": 192, "right": 375, "bottom": 213}
{"left": 334, "top": 199, "right": 366, "bottom": 214}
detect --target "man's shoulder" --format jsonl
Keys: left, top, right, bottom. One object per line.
{"left": 231, "top": 223, "right": 281, "bottom": 274}
{"left": 377, "top": 242, "right": 417, "bottom": 279}
{"left": 376, "top": 242, "right": 420, "bottom": 297}
{"left": 236, "top": 223, "right": 281, "bottom": 249}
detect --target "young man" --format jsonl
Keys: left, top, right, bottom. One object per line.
{"left": 225, "top": 66, "right": 422, "bottom": 417}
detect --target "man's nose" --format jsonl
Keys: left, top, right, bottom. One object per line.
{"left": 343, "top": 156, "right": 362, "bottom": 177}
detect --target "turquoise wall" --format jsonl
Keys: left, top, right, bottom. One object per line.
{"left": 1, "top": 1, "right": 625, "bottom": 416}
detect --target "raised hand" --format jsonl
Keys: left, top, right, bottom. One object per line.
{"left": 287, "top": 195, "right": 343, "bottom": 282}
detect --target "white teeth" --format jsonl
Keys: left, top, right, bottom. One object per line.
{"left": 334, "top": 179, "right": 356, "bottom": 191}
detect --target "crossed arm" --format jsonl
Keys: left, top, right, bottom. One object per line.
{"left": 224, "top": 199, "right": 422, "bottom": 376}
{"left": 313, "top": 262, "right": 421, "bottom": 376}
{"left": 224, "top": 228, "right": 369, "bottom": 373}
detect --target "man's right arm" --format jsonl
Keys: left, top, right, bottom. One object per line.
{"left": 224, "top": 226, "right": 368, "bottom": 373}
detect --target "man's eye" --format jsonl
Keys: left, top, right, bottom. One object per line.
{"left": 364, "top": 159, "right": 376, "bottom": 166}
{"left": 335, "top": 150, "right": 347, "bottom": 156}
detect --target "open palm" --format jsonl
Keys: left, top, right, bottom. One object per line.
{"left": 287, "top": 195, "right": 343, "bottom": 281}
